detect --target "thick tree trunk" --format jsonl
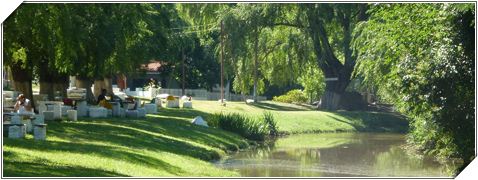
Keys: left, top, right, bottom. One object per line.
{"left": 93, "top": 79, "right": 106, "bottom": 98}
{"left": 38, "top": 60, "right": 69, "bottom": 100}
{"left": 103, "top": 77, "right": 113, "bottom": 95}
{"left": 39, "top": 82, "right": 54, "bottom": 100}
{"left": 53, "top": 79, "right": 68, "bottom": 98}
{"left": 319, "top": 76, "right": 350, "bottom": 110}
{"left": 76, "top": 76, "right": 96, "bottom": 104}
{"left": 306, "top": 8, "right": 357, "bottom": 111}
{"left": 6, "top": 67, "right": 15, "bottom": 90}
{"left": 10, "top": 63, "right": 35, "bottom": 110}
{"left": 38, "top": 61, "right": 54, "bottom": 100}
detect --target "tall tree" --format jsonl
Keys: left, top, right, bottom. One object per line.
{"left": 354, "top": 4, "right": 475, "bottom": 169}
{"left": 3, "top": 4, "right": 48, "bottom": 108}
{"left": 181, "top": 4, "right": 367, "bottom": 108}
{"left": 4, "top": 4, "right": 175, "bottom": 104}
{"left": 290, "top": 4, "right": 368, "bottom": 110}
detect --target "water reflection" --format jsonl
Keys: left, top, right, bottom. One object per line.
{"left": 214, "top": 133, "right": 459, "bottom": 177}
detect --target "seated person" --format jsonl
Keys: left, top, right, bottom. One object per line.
{"left": 97, "top": 89, "right": 113, "bottom": 109}
{"left": 14, "top": 94, "right": 34, "bottom": 114}
{"left": 124, "top": 96, "right": 137, "bottom": 110}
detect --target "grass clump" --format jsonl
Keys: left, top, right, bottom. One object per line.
{"left": 263, "top": 112, "right": 278, "bottom": 136}
{"left": 208, "top": 112, "right": 278, "bottom": 141}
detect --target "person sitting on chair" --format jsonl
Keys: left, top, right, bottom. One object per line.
{"left": 124, "top": 96, "right": 137, "bottom": 110}
{"left": 14, "top": 94, "right": 33, "bottom": 114}
{"left": 97, "top": 89, "right": 113, "bottom": 109}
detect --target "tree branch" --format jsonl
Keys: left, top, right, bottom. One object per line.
{"left": 260, "top": 41, "right": 283, "bottom": 61}
{"left": 316, "top": 20, "right": 344, "bottom": 70}
{"left": 270, "top": 22, "right": 306, "bottom": 29}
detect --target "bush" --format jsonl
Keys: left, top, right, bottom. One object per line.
{"left": 208, "top": 112, "right": 278, "bottom": 141}
{"left": 263, "top": 112, "right": 278, "bottom": 136}
{"left": 272, "top": 89, "right": 308, "bottom": 104}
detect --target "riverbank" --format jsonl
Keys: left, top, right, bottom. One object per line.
{"left": 3, "top": 100, "right": 409, "bottom": 177}
{"left": 192, "top": 100, "right": 409, "bottom": 134}
{"left": 215, "top": 133, "right": 458, "bottom": 177}
{"left": 3, "top": 115, "right": 249, "bottom": 176}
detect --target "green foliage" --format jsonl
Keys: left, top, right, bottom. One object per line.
{"left": 209, "top": 113, "right": 266, "bottom": 141}
{"left": 272, "top": 89, "right": 308, "bottom": 104}
{"left": 262, "top": 112, "right": 279, "bottom": 136}
{"left": 208, "top": 112, "right": 278, "bottom": 141}
{"left": 298, "top": 64, "right": 326, "bottom": 103}
{"left": 354, "top": 4, "right": 474, "bottom": 163}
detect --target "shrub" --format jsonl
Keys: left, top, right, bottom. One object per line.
{"left": 262, "top": 112, "right": 278, "bottom": 136}
{"left": 208, "top": 112, "right": 278, "bottom": 141}
{"left": 272, "top": 89, "right": 308, "bottom": 104}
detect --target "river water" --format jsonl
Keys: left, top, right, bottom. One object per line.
{"left": 214, "top": 133, "right": 459, "bottom": 177}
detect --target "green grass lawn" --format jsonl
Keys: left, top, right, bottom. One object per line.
{"left": 192, "top": 100, "right": 409, "bottom": 134}
{"left": 3, "top": 114, "right": 249, "bottom": 177}
{"left": 3, "top": 100, "right": 408, "bottom": 177}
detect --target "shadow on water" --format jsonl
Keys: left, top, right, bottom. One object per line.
{"left": 215, "top": 133, "right": 458, "bottom": 177}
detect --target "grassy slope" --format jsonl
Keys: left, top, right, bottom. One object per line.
{"left": 3, "top": 100, "right": 408, "bottom": 177}
{"left": 192, "top": 100, "right": 409, "bottom": 134}
{"left": 3, "top": 114, "right": 248, "bottom": 177}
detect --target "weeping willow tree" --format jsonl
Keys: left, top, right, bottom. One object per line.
{"left": 180, "top": 4, "right": 366, "bottom": 107}
{"left": 180, "top": 4, "right": 314, "bottom": 102}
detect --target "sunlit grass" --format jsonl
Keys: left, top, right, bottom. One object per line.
{"left": 3, "top": 115, "right": 248, "bottom": 177}
{"left": 3, "top": 100, "right": 407, "bottom": 177}
{"left": 192, "top": 100, "right": 408, "bottom": 134}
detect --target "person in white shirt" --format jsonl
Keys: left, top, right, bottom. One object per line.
{"left": 14, "top": 94, "right": 33, "bottom": 114}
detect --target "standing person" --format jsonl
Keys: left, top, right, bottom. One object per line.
{"left": 14, "top": 94, "right": 33, "bottom": 114}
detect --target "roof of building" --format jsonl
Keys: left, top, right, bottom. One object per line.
{"left": 141, "top": 61, "right": 162, "bottom": 72}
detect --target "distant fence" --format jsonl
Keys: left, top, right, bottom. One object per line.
{"left": 119, "top": 88, "right": 266, "bottom": 102}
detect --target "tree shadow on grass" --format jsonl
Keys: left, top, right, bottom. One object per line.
{"left": 97, "top": 113, "right": 249, "bottom": 151}
{"left": 75, "top": 108, "right": 249, "bottom": 153}
{"left": 3, "top": 137, "right": 185, "bottom": 176}
{"left": 130, "top": 117, "right": 248, "bottom": 151}
{"left": 156, "top": 108, "right": 214, "bottom": 120}
{"left": 140, "top": 109, "right": 250, "bottom": 150}
{"left": 325, "top": 111, "right": 409, "bottom": 133}
{"left": 3, "top": 110, "right": 253, "bottom": 177}
{"left": 46, "top": 121, "right": 222, "bottom": 161}
{"left": 3, "top": 157, "right": 128, "bottom": 177}
{"left": 248, "top": 102, "right": 313, "bottom": 111}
